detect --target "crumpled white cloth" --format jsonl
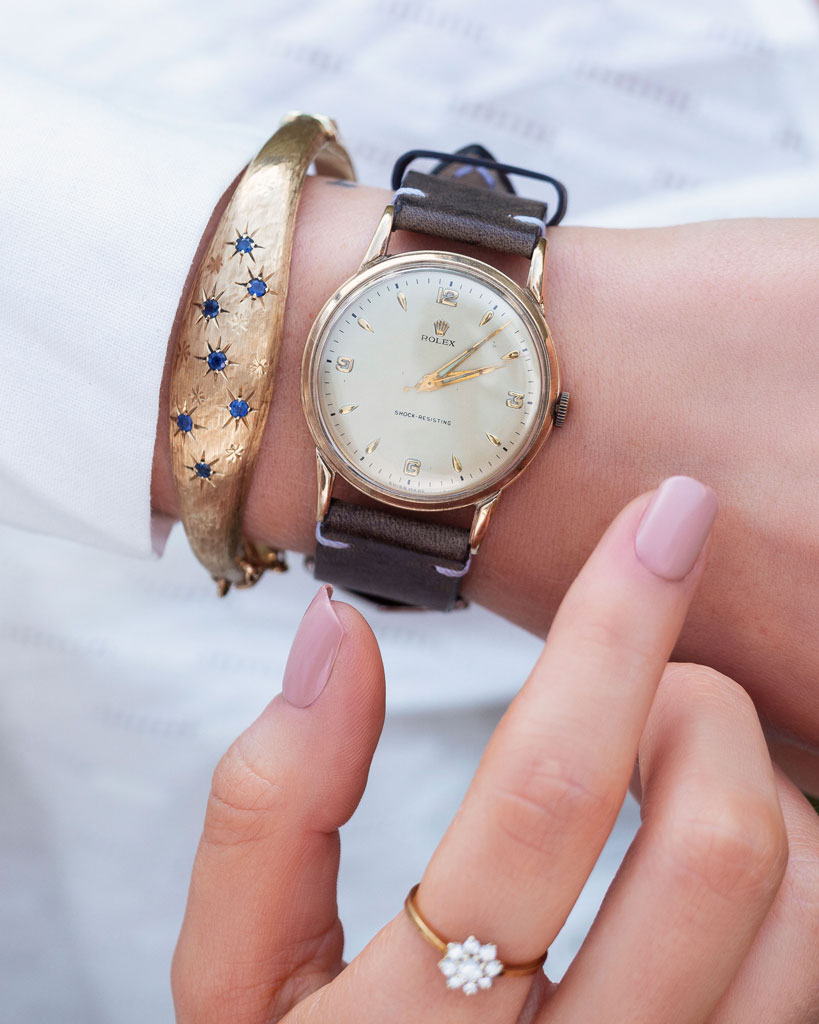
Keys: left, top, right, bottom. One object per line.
{"left": 1, "top": 0, "right": 818, "bottom": 1020}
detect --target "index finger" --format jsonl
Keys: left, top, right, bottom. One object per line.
{"left": 425, "top": 475, "right": 718, "bottom": 958}
{"left": 313, "top": 475, "right": 717, "bottom": 1023}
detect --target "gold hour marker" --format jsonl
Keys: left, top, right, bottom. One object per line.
{"left": 502, "top": 350, "right": 520, "bottom": 360}
{"left": 436, "top": 287, "right": 458, "bottom": 307}
{"left": 486, "top": 432, "right": 501, "bottom": 447}
{"left": 397, "top": 292, "right": 407, "bottom": 311}
{"left": 365, "top": 438, "right": 380, "bottom": 454}
{"left": 479, "top": 310, "right": 494, "bottom": 326}
{"left": 339, "top": 404, "right": 358, "bottom": 415}
{"left": 357, "top": 318, "right": 374, "bottom": 333}
{"left": 452, "top": 454, "right": 462, "bottom": 472}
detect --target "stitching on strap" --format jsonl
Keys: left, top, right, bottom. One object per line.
{"left": 511, "top": 213, "right": 546, "bottom": 236}
{"left": 453, "top": 164, "right": 496, "bottom": 188}
{"left": 315, "top": 522, "right": 351, "bottom": 550}
{"left": 393, "top": 185, "right": 427, "bottom": 202}
{"left": 434, "top": 554, "right": 472, "bottom": 578}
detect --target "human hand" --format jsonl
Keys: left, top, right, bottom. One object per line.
{"left": 172, "top": 476, "right": 819, "bottom": 1022}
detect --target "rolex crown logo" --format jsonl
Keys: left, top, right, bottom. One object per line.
{"left": 434, "top": 320, "right": 450, "bottom": 337}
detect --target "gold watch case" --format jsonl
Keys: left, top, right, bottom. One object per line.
{"left": 300, "top": 204, "right": 562, "bottom": 552}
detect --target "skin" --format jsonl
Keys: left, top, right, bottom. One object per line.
{"left": 171, "top": 486, "right": 819, "bottom": 1023}
{"left": 151, "top": 180, "right": 819, "bottom": 791}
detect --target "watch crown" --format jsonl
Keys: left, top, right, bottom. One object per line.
{"left": 553, "top": 391, "right": 570, "bottom": 427}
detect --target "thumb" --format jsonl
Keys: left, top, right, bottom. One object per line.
{"left": 172, "top": 584, "right": 385, "bottom": 1024}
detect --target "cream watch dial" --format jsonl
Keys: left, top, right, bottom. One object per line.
{"left": 306, "top": 255, "right": 552, "bottom": 505}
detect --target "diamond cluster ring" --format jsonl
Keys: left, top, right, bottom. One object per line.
{"left": 437, "top": 935, "right": 504, "bottom": 994}
{"left": 403, "top": 883, "right": 548, "bottom": 996}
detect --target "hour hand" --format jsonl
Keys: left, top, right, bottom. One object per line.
{"left": 405, "top": 361, "right": 507, "bottom": 392}
{"left": 405, "top": 322, "right": 511, "bottom": 392}
{"left": 436, "top": 361, "right": 507, "bottom": 387}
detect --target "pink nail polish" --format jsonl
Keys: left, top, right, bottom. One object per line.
{"left": 282, "top": 584, "right": 344, "bottom": 708}
{"left": 634, "top": 475, "right": 718, "bottom": 581}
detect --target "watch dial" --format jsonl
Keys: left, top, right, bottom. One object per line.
{"left": 310, "top": 259, "right": 549, "bottom": 503}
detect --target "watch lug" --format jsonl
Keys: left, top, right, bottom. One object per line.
{"left": 526, "top": 235, "right": 548, "bottom": 306}
{"left": 359, "top": 204, "right": 395, "bottom": 270}
{"left": 469, "top": 491, "right": 502, "bottom": 555}
{"left": 316, "top": 448, "right": 336, "bottom": 522}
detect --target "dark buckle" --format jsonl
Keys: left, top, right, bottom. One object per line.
{"left": 391, "top": 147, "right": 568, "bottom": 227}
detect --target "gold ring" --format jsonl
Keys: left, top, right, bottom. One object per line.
{"left": 404, "top": 883, "right": 548, "bottom": 996}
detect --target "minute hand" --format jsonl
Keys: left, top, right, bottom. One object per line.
{"left": 430, "top": 321, "right": 510, "bottom": 379}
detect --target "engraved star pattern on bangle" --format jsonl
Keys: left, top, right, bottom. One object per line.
{"left": 221, "top": 386, "right": 255, "bottom": 431}
{"left": 196, "top": 338, "right": 234, "bottom": 378}
{"left": 226, "top": 224, "right": 264, "bottom": 264}
{"left": 171, "top": 401, "right": 206, "bottom": 441}
{"left": 203, "top": 253, "right": 223, "bottom": 277}
{"left": 173, "top": 337, "right": 192, "bottom": 368}
{"left": 237, "top": 266, "right": 275, "bottom": 306}
{"left": 193, "top": 285, "right": 230, "bottom": 326}
{"left": 185, "top": 452, "right": 220, "bottom": 488}
{"left": 225, "top": 443, "right": 246, "bottom": 464}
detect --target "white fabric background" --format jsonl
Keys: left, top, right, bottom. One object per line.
{"left": 1, "top": 1, "right": 819, "bottom": 1021}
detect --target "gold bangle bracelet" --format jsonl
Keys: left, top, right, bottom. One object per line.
{"left": 169, "top": 112, "right": 354, "bottom": 595}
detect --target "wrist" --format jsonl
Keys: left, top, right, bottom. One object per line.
{"left": 151, "top": 178, "right": 658, "bottom": 620}
{"left": 153, "top": 194, "right": 819, "bottom": 785}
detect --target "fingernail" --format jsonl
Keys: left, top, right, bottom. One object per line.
{"left": 282, "top": 584, "right": 344, "bottom": 708}
{"left": 634, "top": 475, "right": 718, "bottom": 581}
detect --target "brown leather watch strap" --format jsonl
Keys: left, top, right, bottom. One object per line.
{"left": 314, "top": 499, "right": 470, "bottom": 611}
{"left": 392, "top": 167, "right": 548, "bottom": 257}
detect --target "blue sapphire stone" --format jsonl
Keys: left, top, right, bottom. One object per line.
{"left": 236, "top": 235, "right": 254, "bottom": 253}
{"left": 176, "top": 413, "right": 193, "bottom": 433}
{"left": 207, "top": 350, "right": 228, "bottom": 372}
{"left": 194, "top": 461, "right": 211, "bottom": 479}
{"left": 202, "top": 297, "right": 220, "bottom": 318}
{"left": 247, "top": 278, "right": 267, "bottom": 298}
{"left": 229, "top": 398, "right": 249, "bottom": 419}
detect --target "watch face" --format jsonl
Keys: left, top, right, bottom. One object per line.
{"left": 302, "top": 251, "right": 558, "bottom": 510}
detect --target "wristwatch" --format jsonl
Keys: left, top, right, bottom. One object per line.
{"left": 301, "top": 146, "right": 570, "bottom": 610}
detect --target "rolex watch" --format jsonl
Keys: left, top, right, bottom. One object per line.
{"left": 301, "top": 146, "right": 569, "bottom": 611}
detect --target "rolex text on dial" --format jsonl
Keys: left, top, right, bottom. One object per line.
{"left": 303, "top": 252, "right": 556, "bottom": 510}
